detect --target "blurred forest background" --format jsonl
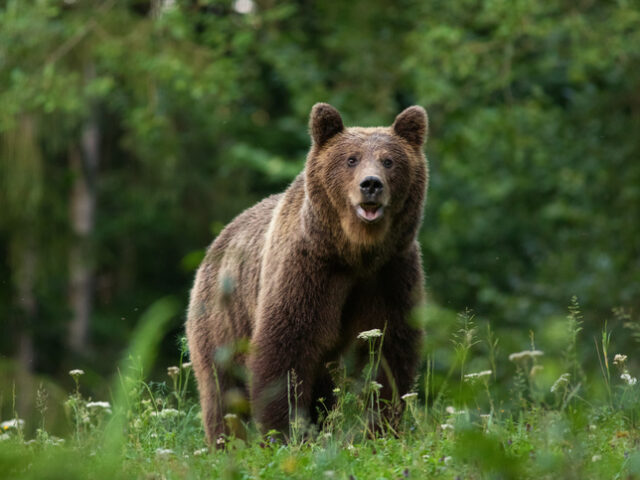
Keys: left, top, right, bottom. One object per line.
{"left": 1, "top": 0, "right": 639, "bottom": 426}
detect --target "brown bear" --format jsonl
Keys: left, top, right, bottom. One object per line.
{"left": 186, "top": 103, "right": 428, "bottom": 444}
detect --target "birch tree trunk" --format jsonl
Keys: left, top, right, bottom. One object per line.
{"left": 68, "top": 64, "right": 100, "bottom": 353}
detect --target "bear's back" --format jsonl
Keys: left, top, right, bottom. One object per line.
{"left": 191, "top": 192, "right": 283, "bottom": 339}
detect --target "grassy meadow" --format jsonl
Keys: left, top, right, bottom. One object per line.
{"left": 1, "top": 298, "right": 639, "bottom": 480}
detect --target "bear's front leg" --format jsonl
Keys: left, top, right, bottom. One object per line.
{"left": 377, "top": 250, "right": 424, "bottom": 428}
{"left": 351, "top": 246, "right": 424, "bottom": 430}
{"left": 248, "top": 262, "right": 349, "bottom": 436}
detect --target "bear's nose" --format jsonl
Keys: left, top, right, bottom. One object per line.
{"left": 360, "top": 176, "right": 384, "bottom": 197}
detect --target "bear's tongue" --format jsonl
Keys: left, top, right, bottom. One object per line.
{"left": 357, "top": 204, "right": 382, "bottom": 222}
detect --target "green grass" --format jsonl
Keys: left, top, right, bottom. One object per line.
{"left": 1, "top": 299, "right": 639, "bottom": 479}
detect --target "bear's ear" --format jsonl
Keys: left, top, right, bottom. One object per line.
{"left": 310, "top": 103, "right": 344, "bottom": 147}
{"left": 392, "top": 106, "right": 428, "bottom": 147}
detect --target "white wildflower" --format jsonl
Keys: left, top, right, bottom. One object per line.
{"left": 155, "top": 448, "right": 174, "bottom": 458}
{"left": 440, "top": 423, "right": 454, "bottom": 431}
{"left": 463, "top": 370, "right": 492, "bottom": 382}
{"left": 508, "top": 350, "right": 544, "bottom": 362}
{"left": 167, "top": 366, "right": 180, "bottom": 378}
{"left": 151, "top": 408, "right": 182, "bottom": 418}
{"left": 233, "top": 0, "right": 254, "bottom": 15}
{"left": 591, "top": 454, "right": 602, "bottom": 462}
{"left": 445, "top": 406, "right": 466, "bottom": 415}
{"left": 47, "top": 437, "right": 65, "bottom": 446}
{"left": 443, "top": 456, "right": 453, "bottom": 464}
{"left": 69, "top": 369, "right": 85, "bottom": 377}
{"left": 621, "top": 373, "right": 637, "bottom": 386}
{"left": 1, "top": 419, "right": 25, "bottom": 430}
{"left": 193, "top": 448, "right": 208, "bottom": 456}
{"left": 480, "top": 414, "right": 491, "bottom": 420}
{"left": 332, "top": 387, "right": 341, "bottom": 394}
{"left": 370, "top": 381, "right": 383, "bottom": 392}
{"left": 550, "top": 373, "right": 571, "bottom": 393}
{"left": 223, "top": 413, "right": 237, "bottom": 420}
{"left": 613, "top": 354, "right": 627, "bottom": 365}
{"left": 401, "top": 392, "right": 418, "bottom": 401}
{"left": 357, "top": 329, "right": 383, "bottom": 340}
{"left": 87, "top": 401, "right": 112, "bottom": 415}
{"left": 181, "top": 362, "right": 192, "bottom": 369}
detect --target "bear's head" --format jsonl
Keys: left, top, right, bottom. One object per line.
{"left": 305, "top": 103, "right": 428, "bottom": 249}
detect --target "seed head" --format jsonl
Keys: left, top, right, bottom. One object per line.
{"left": 463, "top": 370, "right": 492, "bottom": 382}
{"left": 508, "top": 350, "right": 544, "bottom": 362}
{"left": 550, "top": 373, "right": 570, "bottom": 393}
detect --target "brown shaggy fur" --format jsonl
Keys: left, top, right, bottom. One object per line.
{"left": 186, "top": 103, "right": 429, "bottom": 443}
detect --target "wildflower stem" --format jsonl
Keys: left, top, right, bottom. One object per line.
{"left": 594, "top": 335, "right": 612, "bottom": 408}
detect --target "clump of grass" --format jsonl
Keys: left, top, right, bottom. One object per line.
{"left": 452, "top": 309, "right": 479, "bottom": 382}
{"left": 317, "top": 328, "right": 392, "bottom": 444}
{"left": 509, "top": 346, "right": 544, "bottom": 409}
{"left": 1, "top": 299, "right": 640, "bottom": 479}
{"left": 565, "top": 296, "right": 585, "bottom": 383}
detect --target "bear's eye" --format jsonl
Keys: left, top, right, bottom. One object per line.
{"left": 382, "top": 158, "right": 393, "bottom": 168}
{"left": 347, "top": 157, "right": 358, "bottom": 167}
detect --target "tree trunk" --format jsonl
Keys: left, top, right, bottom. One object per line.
{"left": 16, "top": 243, "right": 37, "bottom": 371}
{"left": 9, "top": 232, "right": 38, "bottom": 417}
{"left": 68, "top": 64, "right": 100, "bottom": 354}
{"left": 15, "top": 240, "right": 37, "bottom": 419}
{"left": 2, "top": 115, "right": 42, "bottom": 413}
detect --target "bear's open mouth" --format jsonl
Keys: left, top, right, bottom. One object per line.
{"left": 355, "top": 203, "right": 384, "bottom": 223}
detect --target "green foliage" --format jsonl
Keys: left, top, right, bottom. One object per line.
{"left": 411, "top": 1, "right": 640, "bottom": 336}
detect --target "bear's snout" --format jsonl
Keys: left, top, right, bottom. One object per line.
{"left": 353, "top": 174, "right": 388, "bottom": 223}
{"left": 359, "top": 176, "right": 384, "bottom": 199}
